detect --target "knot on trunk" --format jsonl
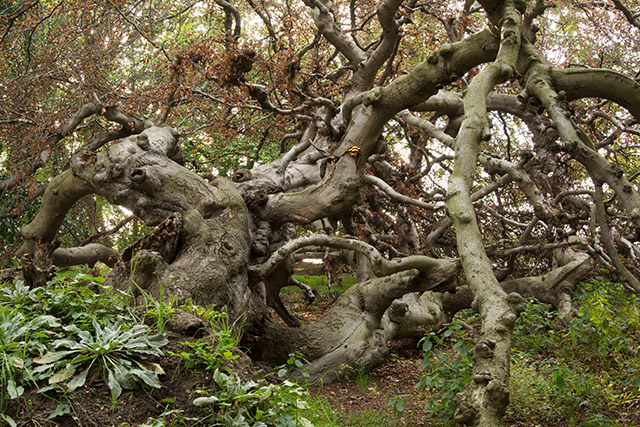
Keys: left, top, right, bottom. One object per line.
{"left": 245, "top": 191, "right": 269, "bottom": 211}
{"left": 471, "top": 338, "right": 496, "bottom": 360}
{"left": 453, "top": 392, "right": 478, "bottom": 425}
{"left": 233, "top": 168, "right": 252, "bottom": 182}
{"left": 507, "top": 291, "right": 526, "bottom": 314}
{"left": 486, "top": 379, "right": 510, "bottom": 405}
{"left": 199, "top": 198, "right": 225, "bottom": 219}
{"left": 472, "top": 371, "right": 493, "bottom": 384}
{"left": 130, "top": 167, "right": 146, "bottom": 183}
{"left": 388, "top": 300, "right": 409, "bottom": 323}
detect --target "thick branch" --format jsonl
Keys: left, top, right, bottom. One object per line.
{"left": 373, "top": 28, "right": 500, "bottom": 112}
{"left": 551, "top": 68, "right": 640, "bottom": 122}
{"left": 52, "top": 244, "right": 116, "bottom": 267}
{"left": 17, "top": 170, "right": 93, "bottom": 256}
{"left": 255, "top": 155, "right": 360, "bottom": 225}
{"left": 445, "top": 3, "right": 523, "bottom": 425}
{"left": 357, "top": 0, "right": 403, "bottom": 87}
{"left": 443, "top": 246, "right": 593, "bottom": 321}
{"left": 301, "top": 0, "right": 366, "bottom": 66}
{"left": 250, "top": 233, "right": 458, "bottom": 280}
{"left": 594, "top": 185, "right": 640, "bottom": 293}
{"left": 336, "top": 28, "right": 500, "bottom": 162}
{"left": 524, "top": 52, "right": 640, "bottom": 220}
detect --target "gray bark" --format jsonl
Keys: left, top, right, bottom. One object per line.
{"left": 14, "top": 1, "right": 640, "bottom": 422}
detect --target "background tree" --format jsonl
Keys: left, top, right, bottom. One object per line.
{"left": 2, "top": 0, "right": 640, "bottom": 424}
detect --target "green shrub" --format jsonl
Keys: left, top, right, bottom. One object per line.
{"left": 0, "top": 273, "right": 168, "bottom": 409}
{"left": 33, "top": 319, "right": 167, "bottom": 403}
{"left": 193, "top": 368, "right": 314, "bottom": 426}
{"left": 169, "top": 309, "right": 242, "bottom": 372}
{"left": 416, "top": 322, "right": 473, "bottom": 423}
{"left": 276, "top": 352, "right": 311, "bottom": 384}
{"left": 508, "top": 279, "right": 640, "bottom": 424}
{"left": 0, "top": 306, "right": 60, "bottom": 405}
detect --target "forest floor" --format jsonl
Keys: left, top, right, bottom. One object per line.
{"left": 4, "top": 275, "right": 640, "bottom": 426}
{"left": 4, "top": 322, "right": 553, "bottom": 427}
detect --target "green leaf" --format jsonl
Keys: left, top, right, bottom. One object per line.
{"left": 297, "top": 417, "right": 314, "bottom": 427}
{"left": 222, "top": 350, "right": 238, "bottom": 360}
{"left": 460, "top": 344, "right": 470, "bottom": 357}
{"left": 37, "top": 384, "right": 57, "bottom": 394}
{"left": 47, "top": 403, "right": 71, "bottom": 420}
{"left": 193, "top": 395, "right": 219, "bottom": 406}
{"left": 295, "top": 398, "right": 309, "bottom": 409}
{"left": 49, "top": 364, "right": 76, "bottom": 384}
{"left": 107, "top": 369, "right": 123, "bottom": 400}
{"left": 67, "top": 368, "right": 90, "bottom": 392}
{"left": 134, "top": 360, "right": 165, "bottom": 375}
{"left": 7, "top": 379, "right": 24, "bottom": 399}
{"left": 33, "top": 350, "right": 76, "bottom": 364}
{"left": 32, "top": 364, "right": 55, "bottom": 374}
{"left": 32, "top": 315, "right": 61, "bottom": 328}
{"left": 552, "top": 369, "right": 566, "bottom": 392}
{"left": 8, "top": 356, "right": 24, "bottom": 369}
{"left": 213, "top": 368, "right": 230, "bottom": 387}
{"left": 0, "top": 413, "right": 17, "bottom": 427}
{"left": 129, "top": 369, "right": 162, "bottom": 389}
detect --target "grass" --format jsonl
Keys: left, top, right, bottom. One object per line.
{"left": 291, "top": 274, "right": 357, "bottom": 294}
{"left": 295, "top": 393, "right": 406, "bottom": 427}
{"left": 339, "top": 409, "right": 400, "bottom": 426}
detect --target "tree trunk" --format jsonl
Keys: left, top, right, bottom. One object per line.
{"left": 17, "top": 126, "right": 460, "bottom": 380}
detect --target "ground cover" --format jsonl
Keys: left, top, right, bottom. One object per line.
{"left": 1, "top": 271, "right": 639, "bottom": 426}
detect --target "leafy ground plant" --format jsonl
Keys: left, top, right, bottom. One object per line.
{"left": 416, "top": 321, "right": 473, "bottom": 423}
{"left": 0, "top": 306, "right": 61, "bottom": 427}
{"left": 33, "top": 319, "right": 167, "bottom": 403}
{"left": 0, "top": 272, "right": 171, "bottom": 422}
{"left": 276, "top": 352, "right": 311, "bottom": 384}
{"left": 171, "top": 338, "right": 239, "bottom": 372}
{"left": 169, "top": 308, "right": 242, "bottom": 372}
{"left": 508, "top": 280, "right": 640, "bottom": 424}
{"left": 193, "top": 368, "right": 314, "bottom": 427}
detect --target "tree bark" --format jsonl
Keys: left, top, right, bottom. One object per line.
{"left": 446, "top": 2, "right": 524, "bottom": 424}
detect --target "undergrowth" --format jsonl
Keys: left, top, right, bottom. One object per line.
{"left": 0, "top": 271, "right": 167, "bottom": 425}
{"left": 415, "top": 278, "right": 640, "bottom": 426}
{"left": 0, "top": 270, "right": 329, "bottom": 427}
{"left": 508, "top": 279, "right": 640, "bottom": 425}
{"left": 3, "top": 271, "right": 640, "bottom": 426}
